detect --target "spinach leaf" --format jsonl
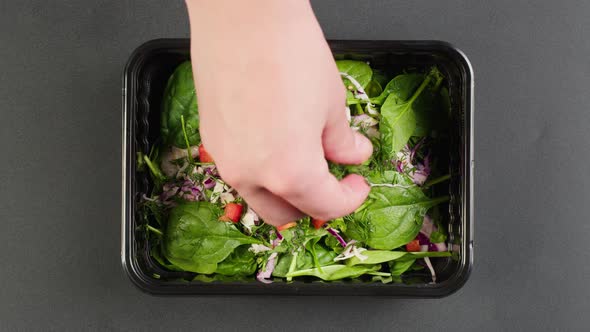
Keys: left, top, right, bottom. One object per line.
{"left": 371, "top": 73, "right": 424, "bottom": 105}
{"left": 367, "top": 169, "right": 415, "bottom": 186}
{"left": 379, "top": 68, "right": 438, "bottom": 159}
{"left": 151, "top": 243, "right": 184, "bottom": 272}
{"left": 161, "top": 61, "right": 200, "bottom": 148}
{"left": 344, "top": 183, "right": 448, "bottom": 250}
{"left": 365, "top": 80, "right": 383, "bottom": 98}
{"left": 336, "top": 60, "right": 373, "bottom": 104}
{"left": 272, "top": 243, "right": 337, "bottom": 277}
{"left": 216, "top": 245, "right": 257, "bottom": 276}
{"left": 324, "top": 235, "right": 342, "bottom": 252}
{"left": 277, "top": 221, "right": 328, "bottom": 253}
{"left": 390, "top": 259, "right": 416, "bottom": 279}
{"left": 336, "top": 60, "right": 373, "bottom": 88}
{"left": 285, "top": 264, "right": 385, "bottom": 281}
{"left": 412, "top": 70, "right": 445, "bottom": 137}
{"left": 371, "top": 69, "right": 390, "bottom": 88}
{"left": 346, "top": 250, "right": 407, "bottom": 266}
{"left": 273, "top": 251, "right": 311, "bottom": 278}
{"left": 372, "top": 275, "right": 394, "bottom": 284}
{"left": 429, "top": 230, "right": 447, "bottom": 243}
{"left": 346, "top": 250, "right": 451, "bottom": 266}
{"left": 162, "top": 201, "right": 260, "bottom": 274}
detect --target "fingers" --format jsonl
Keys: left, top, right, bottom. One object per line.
{"left": 246, "top": 107, "right": 372, "bottom": 223}
{"left": 236, "top": 186, "right": 305, "bottom": 227}
{"left": 322, "top": 105, "right": 373, "bottom": 165}
{"left": 266, "top": 159, "right": 371, "bottom": 221}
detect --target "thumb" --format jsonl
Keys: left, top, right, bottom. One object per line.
{"left": 322, "top": 108, "right": 373, "bottom": 164}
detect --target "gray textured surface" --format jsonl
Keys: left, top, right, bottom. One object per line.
{"left": 1, "top": 0, "right": 588, "bottom": 330}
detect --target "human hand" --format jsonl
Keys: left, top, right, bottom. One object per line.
{"left": 186, "top": 0, "right": 372, "bottom": 226}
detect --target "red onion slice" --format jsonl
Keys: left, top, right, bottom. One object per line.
{"left": 409, "top": 137, "right": 425, "bottom": 162}
{"left": 183, "top": 193, "right": 197, "bottom": 201}
{"left": 416, "top": 232, "right": 430, "bottom": 245}
{"left": 339, "top": 72, "right": 379, "bottom": 115}
{"left": 423, "top": 257, "right": 436, "bottom": 283}
{"left": 190, "top": 186, "right": 202, "bottom": 197}
{"left": 327, "top": 227, "right": 347, "bottom": 247}
{"left": 256, "top": 252, "right": 278, "bottom": 284}
{"left": 420, "top": 215, "right": 436, "bottom": 238}
{"left": 204, "top": 166, "right": 219, "bottom": 177}
{"left": 434, "top": 242, "right": 448, "bottom": 252}
{"left": 160, "top": 185, "right": 179, "bottom": 201}
{"left": 203, "top": 177, "right": 216, "bottom": 189}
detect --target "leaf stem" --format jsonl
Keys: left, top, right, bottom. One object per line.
{"left": 423, "top": 174, "right": 451, "bottom": 188}
{"left": 143, "top": 155, "right": 165, "bottom": 181}
{"left": 180, "top": 115, "right": 194, "bottom": 163}
{"left": 286, "top": 251, "right": 299, "bottom": 282}
{"left": 433, "top": 73, "right": 444, "bottom": 91}
{"left": 370, "top": 96, "right": 385, "bottom": 105}
{"left": 408, "top": 73, "right": 433, "bottom": 105}
{"left": 146, "top": 224, "right": 163, "bottom": 236}
{"left": 354, "top": 103, "right": 364, "bottom": 115}
{"left": 430, "top": 195, "right": 450, "bottom": 206}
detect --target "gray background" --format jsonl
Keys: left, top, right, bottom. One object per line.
{"left": 1, "top": 0, "right": 588, "bottom": 330}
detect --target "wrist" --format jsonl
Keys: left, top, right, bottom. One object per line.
{"left": 186, "top": 0, "right": 316, "bottom": 41}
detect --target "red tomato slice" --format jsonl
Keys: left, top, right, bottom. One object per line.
{"left": 198, "top": 144, "right": 214, "bottom": 163}
{"left": 220, "top": 203, "right": 243, "bottom": 223}
{"left": 311, "top": 218, "right": 327, "bottom": 229}
{"left": 406, "top": 239, "right": 421, "bottom": 252}
{"left": 277, "top": 221, "right": 298, "bottom": 231}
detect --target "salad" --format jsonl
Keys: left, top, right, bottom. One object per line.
{"left": 138, "top": 59, "right": 453, "bottom": 284}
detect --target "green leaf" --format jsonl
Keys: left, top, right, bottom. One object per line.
{"left": 412, "top": 71, "right": 446, "bottom": 137}
{"left": 390, "top": 259, "right": 416, "bottom": 277}
{"left": 346, "top": 251, "right": 407, "bottom": 266}
{"left": 336, "top": 60, "right": 373, "bottom": 88}
{"left": 336, "top": 60, "right": 373, "bottom": 104}
{"left": 151, "top": 243, "right": 184, "bottom": 272}
{"left": 429, "top": 230, "right": 447, "bottom": 243}
{"left": 346, "top": 250, "right": 451, "bottom": 266}
{"left": 273, "top": 251, "right": 310, "bottom": 278}
{"left": 276, "top": 222, "right": 328, "bottom": 254}
{"left": 379, "top": 70, "right": 437, "bottom": 159}
{"left": 272, "top": 244, "right": 337, "bottom": 277}
{"left": 371, "top": 69, "right": 390, "bottom": 88}
{"left": 365, "top": 80, "right": 383, "bottom": 98}
{"left": 379, "top": 76, "right": 430, "bottom": 160}
{"left": 216, "top": 245, "right": 257, "bottom": 276}
{"left": 285, "top": 264, "right": 382, "bottom": 281}
{"left": 344, "top": 183, "right": 449, "bottom": 250}
{"left": 162, "top": 201, "right": 260, "bottom": 274}
{"left": 371, "top": 73, "right": 424, "bottom": 105}
{"left": 161, "top": 61, "right": 201, "bottom": 148}
{"left": 366, "top": 170, "right": 415, "bottom": 187}
{"left": 372, "top": 274, "right": 394, "bottom": 284}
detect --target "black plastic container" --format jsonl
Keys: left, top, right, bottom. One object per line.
{"left": 122, "top": 39, "right": 474, "bottom": 297}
